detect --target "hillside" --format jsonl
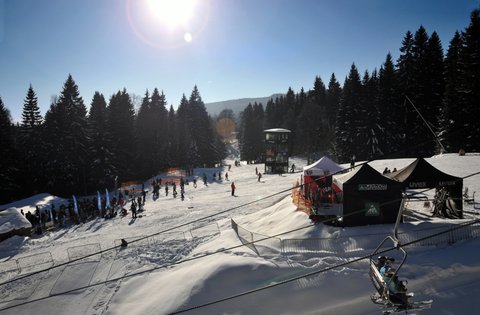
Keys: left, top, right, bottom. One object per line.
{"left": 205, "top": 94, "right": 283, "bottom": 116}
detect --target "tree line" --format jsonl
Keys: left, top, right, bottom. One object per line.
{"left": 0, "top": 78, "right": 226, "bottom": 203}
{"left": 1, "top": 9, "right": 479, "bottom": 203}
{"left": 238, "top": 9, "right": 480, "bottom": 164}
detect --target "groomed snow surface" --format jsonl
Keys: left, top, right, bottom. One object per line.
{"left": 1, "top": 153, "right": 480, "bottom": 315}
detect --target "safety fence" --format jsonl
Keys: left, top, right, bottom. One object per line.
{"left": 231, "top": 219, "right": 282, "bottom": 256}
{"left": 0, "top": 221, "right": 221, "bottom": 303}
{"left": 291, "top": 180, "right": 313, "bottom": 216}
{"left": 232, "top": 219, "right": 480, "bottom": 257}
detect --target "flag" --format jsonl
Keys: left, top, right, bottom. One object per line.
{"left": 97, "top": 191, "right": 102, "bottom": 211}
{"left": 106, "top": 189, "right": 111, "bottom": 209}
{"left": 72, "top": 195, "right": 79, "bottom": 215}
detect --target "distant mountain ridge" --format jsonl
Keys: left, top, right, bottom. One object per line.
{"left": 205, "top": 93, "right": 283, "bottom": 116}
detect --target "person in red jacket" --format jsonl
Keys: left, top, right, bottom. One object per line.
{"left": 231, "top": 182, "right": 236, "bottom": 196}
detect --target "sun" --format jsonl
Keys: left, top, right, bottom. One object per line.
{"left": 147, "top": 0, "right": 197, "bottom": 29}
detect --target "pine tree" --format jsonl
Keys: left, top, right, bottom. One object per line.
{"left": 396, "top": 31, "right": 415, "bottom": 154}
{"left": 187, "top": 86, "right": 218, "bottom": 167}
{"left": 166, "top": 104, "right": 178, "bottom": 167}
{"left": 87, "top": 92, "right": 116, "bottom": 190}
{"left": 335, "top": 64, "right": 362, "bottom": 162}
{"left": 21, "top": 84, "right": 43, "bottom": 128}
{"left": 150, "top": 88, "right": 169, "bottom": 169}
{"left": 326, "top": 73, "right": 341, "bottom": 132}
{"left": 252, "top": 103, "right": 265, "bottom": 160}
{"left": 107, "top": 89, "right": 136, "bottom": 181}
{"left": 325, "top": 73, "right": 342, "bottom": 153}
{"left": 239, "top": 103, "right": 257, "bottom": 162}
{"left": 282, "top": 87, "right": 296, "bottom": 132}
{"left": 43, "top": 74, "right": 88, "bottom": 195}
{"left": 295, "top": 97, "right": 318, "bottom": 156}
{"left": 378, "top": 53, "right": 401, "bottom": 155}
{"left": 135, "top": 88, "right": 169, "bottom": 178}
{"left": 136, "top": 90, "right": 152, "bottom": 178}
{"left": 264, "top": 98, "right": 276, "bottom": 129}
{"left": 19, "top": 84, "right": 44, "bottom": 194}
{"left": 176, "top": 94, "right": 190, "bottom": 167}
{"left": 440, "top": 31, "right": 464, "bottom": 152}
{"left": 359, "top": 69, "right": 383, "bottom": 159}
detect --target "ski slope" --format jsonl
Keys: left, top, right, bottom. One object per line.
{"left": 1, "top": 152, "right": 480, "bottom": 315}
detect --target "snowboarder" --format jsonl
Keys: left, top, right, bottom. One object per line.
{"left": 231, "top": 182, "right": 236, "bottom": 196}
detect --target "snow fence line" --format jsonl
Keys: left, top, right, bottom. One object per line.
{"left": 231, "top": 219, "right": 282, "bottom": 256}
{"left": 231, "top": 219, "right": 480, "bottom": 257}
{"left": 0, "top": 221, "right": 224, "bottom": 280}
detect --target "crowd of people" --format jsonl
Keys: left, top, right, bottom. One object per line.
{"left": 20, "top": 160, "right": 285, "bottom": 235}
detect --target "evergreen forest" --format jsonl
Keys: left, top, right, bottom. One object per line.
{"left": 238, "top": 10, "right": 480, "bottom": 165}
{"left": 1, "top": 9, "right": 479, "bottom": 203}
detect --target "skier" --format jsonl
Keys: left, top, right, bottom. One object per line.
{"left": 231, "top": 182, "right": 236, "bottom": 196}
{"left": 258, "top": 172, "right": 262, "bottom": 182}
{"left": 225, "top": 172, "right": 229, "bottom": 181}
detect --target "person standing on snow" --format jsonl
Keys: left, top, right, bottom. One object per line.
{"left": 231, "top": 182, "right": 236, "bottom": 196}
{"left": 131, "top": 200, "right": 137, "bottom": 219}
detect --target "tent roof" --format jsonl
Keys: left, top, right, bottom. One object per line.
{"left": 333, "top": 164, "right": 401, "bottom": 190}
{"left": 388, "top": 158, "right": 461, "bottom": 185}
{"left": 0, "top": 207, "right": 32, "bottom": 234}
{"left": 303, "top": 156, "right": 344, "bottom": 175}
{"left": 264, "top": 128, "right": 291, "bottom": 133}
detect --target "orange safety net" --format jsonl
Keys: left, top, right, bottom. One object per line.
{"left": 291, "top": 180, "right": 313, "bottom": 216}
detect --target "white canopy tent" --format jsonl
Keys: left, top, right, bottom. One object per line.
{"left": 303, "top": 156, "right": 345, "bottom": 176}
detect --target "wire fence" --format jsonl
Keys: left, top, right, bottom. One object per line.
{"left": 231, "top": 219, "right": 282, "bottom": 255}
{"left": 0, "top": 221, "right": 221, "bottom": 293}
{"left": 231, "top": 219, "right": 480, "bottom": 257}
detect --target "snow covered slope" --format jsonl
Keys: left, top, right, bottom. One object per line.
{"left": 0, "top": 154, "right": 479, "bottom": 315}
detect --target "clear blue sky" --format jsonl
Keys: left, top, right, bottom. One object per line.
{"left": 1, "top": 0, "right": 478, "bottom": 122}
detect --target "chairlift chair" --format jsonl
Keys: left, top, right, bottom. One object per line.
{"left": 369, "top": 198, "right": 432, "bottom": 314}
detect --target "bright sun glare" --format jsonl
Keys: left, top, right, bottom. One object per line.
{"left": 147, "top": 0, "right": 197, "bottom": 29}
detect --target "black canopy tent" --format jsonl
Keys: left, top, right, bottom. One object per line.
{"left": 332, "top": 164, "right": 403, "bottom": 227}
{"left": 388, "top": 158, "right": 463, "bottom": 214}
